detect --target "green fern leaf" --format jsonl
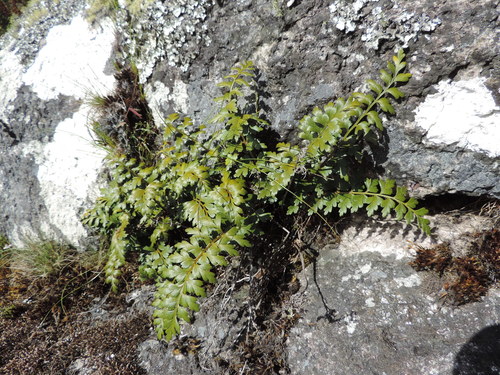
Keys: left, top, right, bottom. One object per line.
{"left": 395, "top": 73, "right": 412, "bottom": 82}
{"left": 337, "top": 195, "right": 352, "bottom": 216}
{"left": 379, "top": 69, "right": 392, "bottom": 85}
{"left": 104, "top": 216, "right": 130, "bottom": 292}
{"left": 367, "top": 79, "right": 383, "bottom": 95}
{"left": 394, "top": 186, "right": 408, "bottom": 201}
{"left": 353, "top": 92, "right": 375, "bottom": 106}
{"left": 394, "top": 203, "right": 407, "bottom": 220}
{"left": 366, "top": 195, "right": 384, "bottom": 216}
{"left": 404, "top": 210, "right": 415, "bottom": 224}
{"left": 380, "top": 198, "right": 396, "bottom": 217}
{"left": 387, "top": 61, "right": 396, "bottom": 74}
{"left": 378, "top": 97, "right": 395, "bottom": 114}
{"left": 367, "top": 110, "right": 383, "bottom": 130}
{"left": 418, "top": 216, "right": 432, "bottom": 235}
{"left": 386, "top": 87, "right": 404, "bottom": 99}
{"left": 365, "top": 179, "right": 379, "bottom": 193}
{"left": 379, "top": 180, "right": 395, "bottom": 195}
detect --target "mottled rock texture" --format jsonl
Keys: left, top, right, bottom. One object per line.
{"left": 287, "top": 214, "right": 500, "bottom": 375}
{"left": 147, "top": 0, "right": 499, "bottom": 198}
{"left": 0, "top": 1, "right": 114, "bottom": 247}
{"left": 0, "top": 0, "right": 498, "bottom": 245}
{"left": 0, "top": 0, "right": 498, "bottom": 374}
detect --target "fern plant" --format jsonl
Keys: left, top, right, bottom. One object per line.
{"left": 83, "top": 50, "right": 430, "bottom": 341}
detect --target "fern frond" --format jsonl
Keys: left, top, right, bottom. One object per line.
{"left": 318, "top": 179, "right": 430, "bottom": 234}
{"left": 347, "top": 49, "right": 411, "bottom": 139}
{"left": 104, "top": 215, "right": 130, "bottom": 292}
{"left": 152, "top": 226, "right": 248, "bottom": 340}
{"left": 83, "top": 51, "right": 430, "bottom": 344}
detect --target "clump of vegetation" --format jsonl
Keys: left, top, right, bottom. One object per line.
{"left": 0, "top": 0, "right": 30, "bottom": 35}
{"left": 410, "top": 242, "right": 452, "bottom": 275}
{"left": 0, "top": 0, "right": 54, "bottom": 37}
{"left": 8, "top": 239, "right": 75, "bottom": 279}
{"left": 0, "top": 303, "right": 16, "bottom": 319}
{"left": 86, "top": 0, "right": 155, "bottom": 23}
{"left": 0, "top": 234, "right": 8, "bottom": 249}
{"left": 0, "top": 236, "right": 109, "bottom": 330}
{"left": 0, "top": 236, "right": 106, "bottom": 301}
{"left": 88, "top": 63, "right": 158, "bottom": 163}
{"left": 0, "top": 234, "right": 9, "bottom": 267}
{"left": 86, "top": 0, "right": 119, "bottom": 23}
{"left": 410, "top": 228, "right": 499, "bottom": 305}
{"left": 83, "top": 50, "right": 429, "bottom": 341}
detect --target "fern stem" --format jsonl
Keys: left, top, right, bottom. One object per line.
{"left": 224, "top": 155, "right": 338, "bottom": 236}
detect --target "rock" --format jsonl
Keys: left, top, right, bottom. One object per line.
{"left": 1, "top": 0, "right": 498, "bottom": 247}
{"left": 138, "top": 339, "right": 209, "bottom": 375}
{"left": 0, "top": 2, "right": 115, "bottom": 247}
{"left": 0, "top": 0, "right": 498, "bottom": 373}
{"left": 146, "top": 0, "right": 499, "bottom": 198}
{"left": 286, "top": 213, "right": 500, "bottom": 374}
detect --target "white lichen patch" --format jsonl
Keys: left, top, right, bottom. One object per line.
{"left": 365, "top": 297, "right": 376, "bottom": 307}
{"left": 2, "top": 12, "right": 118, "bottom": 248}
{"left": 340, "top": 263, "right": 372, "bottom": 282}
{"left": 21, "top": 107, "right": 105, "bottom": 247}
{"left": 116, "top": 0, "right": 212, "bottom": 82}
{"left": 361, "top": 10, "right": 441, "bottom": 50}
{"left": 145, "top": 81, "right": 172, "bottom": 126}
{"left": 251, "top": 42, "right": 276, "bottom": 68}
{"left": 360, "top": 263, "right": 372, "bottom": 274}
{"left": 145, "top": 79, "right": 189, "bottom": 125}
{"left": 393, "top": 274, "right": 422, "bottom": 288}
{"left": 171, "top": 80, "right": 189, "bottom": 113}
{"left": 415, "top": 77, "right": 500, "bottom": 158}
{"left": 23, "top": 15, "right": 115, "bottom": 101}
{"left": 329, "top": 0, "right": 377, "bottom": 33}
{"left": 344, "top": 314, "right": 358, "bottom": 334}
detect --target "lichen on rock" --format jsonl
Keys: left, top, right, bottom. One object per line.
{"left": 111, "top": 0, "right": 212, "bottom": 82}
{"left": 0, "top": 2, "right": 116, "bottom": 248}
{"left": 414, "top": 77, "right": 500, "bottom": 158}
{"left": 328, "top": 0, "right": 441, "bottom": 50}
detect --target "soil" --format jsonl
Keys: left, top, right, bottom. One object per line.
{"left": 0, "top": 255, "right": 151, "bottom": 375}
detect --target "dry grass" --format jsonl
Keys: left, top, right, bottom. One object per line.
{"left": 410, "top": 228, "right": 500, "bottom": 305}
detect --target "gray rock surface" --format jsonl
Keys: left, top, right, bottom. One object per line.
{"left": 287, "top": 214, "right": 500, "bottom": 375}
{"left": 1, "top": 0, "right": 498, "bottom": 247}
{"left": 0, "top": 0, "right": 499, "bottom": 374}
{"left": 127, "top": 212, "right": 500, "bottom": 375}
{"left": 0, "top": 1, "right": 115, "bottom": 247}
{"left": 147, "top": 0, "right": 499, "bottom": 197}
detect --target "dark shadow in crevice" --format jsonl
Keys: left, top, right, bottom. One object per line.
{"left": 0, "top": 119, "right": 19, "bottom": 147}
{"left": 419, "top": 193, "right": 495, "bottom": 215}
